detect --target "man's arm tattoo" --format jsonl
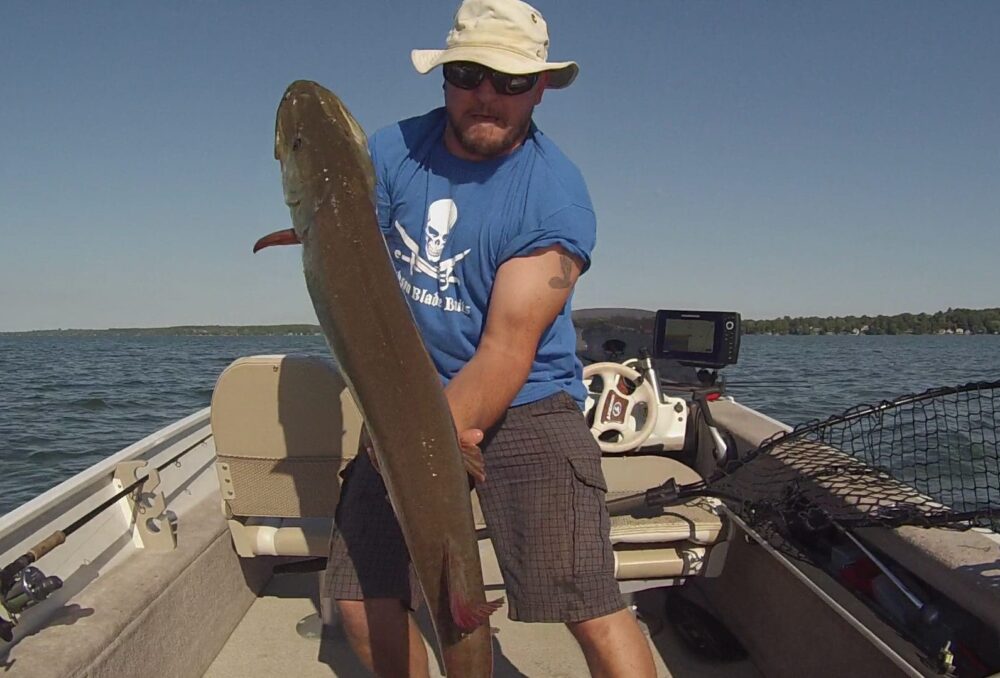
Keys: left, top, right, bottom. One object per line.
{"left": 548, "top": 254, "right": 574, "bottom": 289}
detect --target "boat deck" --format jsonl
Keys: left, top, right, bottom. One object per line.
{"left": 205, "top": 570, "right": 761, "bottom": 677}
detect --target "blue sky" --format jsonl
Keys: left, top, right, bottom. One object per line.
{"left": 1, "top": 1, "right": 997, "bottom": 331}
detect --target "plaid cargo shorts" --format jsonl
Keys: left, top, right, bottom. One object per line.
{"left": 322, "top": 390, "right": 625, "bottom": 623}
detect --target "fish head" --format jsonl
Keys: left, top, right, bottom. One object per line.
{"left": 273, "top": 81, "right": 320, "bottom": 244}
{"left": 255, "top": 80, "right": 374, "bottom": 254}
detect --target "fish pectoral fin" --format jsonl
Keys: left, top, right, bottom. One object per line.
{"left": 253, "top": 228, "right": 301, "bottom": 253}
{"left": 449, "top": 590, "right": 505, "bottom": 633}
{"left": 444, "top": 540, "right": 504, "bottom": 632}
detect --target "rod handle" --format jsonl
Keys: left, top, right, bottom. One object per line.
{"left": 28, "top": 532, "right": 66, "bottom": 562}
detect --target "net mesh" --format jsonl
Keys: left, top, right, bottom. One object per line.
{"left": 705, "top": 381, "right": 1000, "bottom": 530}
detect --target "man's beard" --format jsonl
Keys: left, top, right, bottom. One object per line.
{"left": 447, "top": 110, "right": 533, "bottom": 159}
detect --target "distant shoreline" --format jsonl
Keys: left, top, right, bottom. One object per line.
{"left": 743, "top": 308, "right": 1000, "bottom": 336}
{"left": 2, "top": 329, "right": 996, "bottom": 338}
{"left": 0, "top": 325, "right": 324, "bottom": 338}
{"left": 3, "top": 307, "right": 998, "bottom": 337}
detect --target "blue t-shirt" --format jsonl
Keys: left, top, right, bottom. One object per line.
{"left": 369, "top": 107, "right": 596, "bottom": 407}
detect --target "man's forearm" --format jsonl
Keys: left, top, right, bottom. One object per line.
{"left": 444, "top": 338, "right": 533, "bottom": 434}
{"left": 442, "top": 246, "right": 583, "bottom": 435}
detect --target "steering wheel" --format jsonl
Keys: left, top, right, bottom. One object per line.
{"left": 582, "top": 362, "right": 659, "bottom": 453}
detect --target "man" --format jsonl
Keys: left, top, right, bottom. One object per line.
{"left": 324, "top": 1, "right": 657, "bottom": 676}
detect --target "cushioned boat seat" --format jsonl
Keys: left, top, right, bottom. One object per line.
{"left": 474, "top": 454, "right": 729, "bottom": 585}
{"left": 212, "top": 356, "right": 728, "bottom": 580}
{"left": 605, "top": 455, "right": 727, "bottom": 580}
{"left": 607, "top": 493, "right": 724, "bottom": 545}
{"left": 211, "top": 355, "right": 361, "bottom": 557}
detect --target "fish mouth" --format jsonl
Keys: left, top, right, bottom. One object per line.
{"left": 253, "top": 228, "right": 301, "bottom": 253}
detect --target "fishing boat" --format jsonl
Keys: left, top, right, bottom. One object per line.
{"left": 1, "top": 308, "right": 998, "bottom": 677}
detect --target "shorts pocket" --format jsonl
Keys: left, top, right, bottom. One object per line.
{"left": 568, "top": 455, "right": 613, "bottom": 579}
{"left": 567, "top": 455, "right": 608, "bottom": 493}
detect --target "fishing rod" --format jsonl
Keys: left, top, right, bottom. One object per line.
{"left": 0, "top": 433, "right": 211, "bottom": 642}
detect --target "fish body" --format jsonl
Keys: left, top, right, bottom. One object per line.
{"left": 265, "top": 80, "right": 497, "bottom": 676}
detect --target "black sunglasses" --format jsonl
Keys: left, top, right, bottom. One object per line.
{"left": 443, "top": 61, "right": 539, "bottom": 96}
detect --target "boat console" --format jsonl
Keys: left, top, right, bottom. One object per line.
{"left": 575, "top": 308, "right": 741, "bottom": 455}
{"left": 564, "top": 308, "right": 747, "bottom": 594}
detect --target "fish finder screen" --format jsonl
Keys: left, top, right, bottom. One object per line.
{"left": 663, "top": 319, "right": 716, "bottom": 354}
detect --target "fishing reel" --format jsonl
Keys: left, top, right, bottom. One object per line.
{"left": 0, "top": 560, "right": 62, "bottom": 642}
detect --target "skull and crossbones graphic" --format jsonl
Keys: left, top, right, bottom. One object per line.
{"left": 393, "top": 199, "right": 471, "bottom": 291}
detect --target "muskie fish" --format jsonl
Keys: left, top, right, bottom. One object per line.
{"left": 255, "top": 80, "right": 501, "bottom": 676}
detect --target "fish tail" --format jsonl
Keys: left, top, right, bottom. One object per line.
{"left": 444, "top": 540, "right": 504, "bottom": 632}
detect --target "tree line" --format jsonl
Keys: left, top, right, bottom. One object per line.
{"left": 743, "top": 308, "right": 1000, "bottom": 336}
{"left": 7, "top": 308, "right": 1000, "bottom": 338}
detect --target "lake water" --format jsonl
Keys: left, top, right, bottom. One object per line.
{"left": 1, "top": 334, "right": 998, "bottom": 516}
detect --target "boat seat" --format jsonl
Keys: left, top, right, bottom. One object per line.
{"left": 604, "top": 455, "right": 728, "bottom": 581}
{"left": 473, "top": 454, "right": 729, "bottom": 586}
{"left": 211, "top": 355, "right": 361, "bottom": 558}
{"left": 211, "top": 356, "right": 728, "bottom": 581}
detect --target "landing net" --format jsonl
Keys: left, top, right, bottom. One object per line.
{"left": 704, "top": 380, "right": 1000, "bottom": 530}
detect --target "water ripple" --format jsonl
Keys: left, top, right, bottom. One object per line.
{"left": 2, "top": 334, "right": 999, "bottom": 516}
{"left": 0, "top": 334, "right": 329, "bottom": 515}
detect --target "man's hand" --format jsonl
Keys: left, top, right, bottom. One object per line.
{"left": 361, "top": 425, "right": 486, "bottom": 483}
{"left": 458, "top": 428, "right": 486, "bottom": 483}
{"left": 360, "top": 425, "right": 380, "bottom": 473}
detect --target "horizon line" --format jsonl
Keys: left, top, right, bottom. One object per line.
{"left": 3, "top": 305, "right": 998, "bottom": 335}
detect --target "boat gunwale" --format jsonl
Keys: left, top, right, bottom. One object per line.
{"left": 0, "top": 408, "right": 212, "bottom": 573}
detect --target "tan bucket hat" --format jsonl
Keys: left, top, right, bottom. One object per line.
{"left": 411, "top": 0, "right": 579, "bottom": 89}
